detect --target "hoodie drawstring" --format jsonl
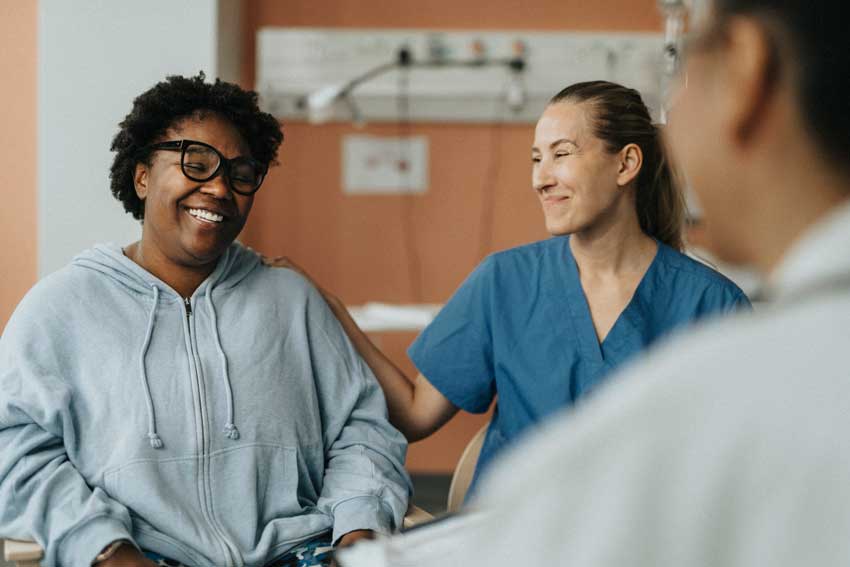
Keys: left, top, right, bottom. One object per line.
{"left": 207, "top": 286, "right": 240, "bottom": 441}
{"left": 140, "top": 285, "right": 164, "bottom": 449}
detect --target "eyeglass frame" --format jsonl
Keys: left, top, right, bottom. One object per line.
{"left": 143, "top": 139, "right": 269, "bottom": 196}
{"left": 663, "top": 14, "right": 733, "bottom": 110}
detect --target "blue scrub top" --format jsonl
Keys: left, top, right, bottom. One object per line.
{"left": 408, "top": 236, "right": 750, "bottom": 496}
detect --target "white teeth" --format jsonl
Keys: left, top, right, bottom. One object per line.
{"left": 188, "top": 208, "right": 224, "bottom": 223}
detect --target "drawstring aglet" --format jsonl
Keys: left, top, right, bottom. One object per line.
{"left": 148, "top": 433, "right": 164, "bottom": 449}
{"left": 224, "top": 423, "right": 240, "bottom": 440}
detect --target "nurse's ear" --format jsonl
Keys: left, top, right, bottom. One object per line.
{"left": 616, "top": 143, "right": 643, "bottom": 188}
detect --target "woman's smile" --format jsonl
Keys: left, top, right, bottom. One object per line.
{"left": 185, "top": 206, "right": 227, "bottom": 225}
{"left": 542, "top": 195, "right": 571, "bottom": 206}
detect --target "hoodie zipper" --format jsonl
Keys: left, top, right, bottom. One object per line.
{"left": 182, "top": 296, "right": 241, "bottom": 566}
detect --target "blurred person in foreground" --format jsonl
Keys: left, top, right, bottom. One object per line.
{"left": 338, "top": 0, "right": 850, "bottom": 565}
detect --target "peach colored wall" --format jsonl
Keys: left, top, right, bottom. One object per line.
{"left": 0, "top": 2, "right": 38, "bottom": 332}
{"left": 240, "top": 0, "right": 663, "bottom": 473}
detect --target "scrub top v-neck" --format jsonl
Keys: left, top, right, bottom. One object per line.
{"left": 408, "top": 236, "right": 750, "bottom": 495}
{"left": 563, "top": 239, "right": 665, "bottom": 387}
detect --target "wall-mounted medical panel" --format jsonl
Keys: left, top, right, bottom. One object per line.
{"left": 256, "top": 28, "right": 664, "bottom": 123}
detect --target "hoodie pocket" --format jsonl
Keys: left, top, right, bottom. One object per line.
{"left": 208, "top": 444, "right": 300, "bottom": 527}
{"left": 103, "top": 444, "right": 326, "bottom": 559}
{"left": 103, "top": 456, "right": 215, "bottom": 556}
{"left": 208, "top": 444, "right": 330, "bottom": 554}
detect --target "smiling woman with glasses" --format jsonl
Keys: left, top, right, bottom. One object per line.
{"left": 0, "top": 73, "right": 412, "bottom": 567}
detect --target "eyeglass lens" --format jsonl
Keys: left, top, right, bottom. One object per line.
{"left": 181, "top": 142, "right": 263, "bottom": 194}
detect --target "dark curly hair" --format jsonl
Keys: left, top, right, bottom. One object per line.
{"left": 109, "top": 72, "right": 284, "bottom": 220}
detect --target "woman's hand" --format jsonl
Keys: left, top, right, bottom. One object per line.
{"left": 336, "top": 529, "right": 376, "bottom": 548}
{"left": 331, "top": 530, "right": 376, "bottom": 567}
{"left": 261, "top": 254, "right": 307, "bottom": 279}
{"left": 96, "top": 544, "right": 157, "bottom": 567}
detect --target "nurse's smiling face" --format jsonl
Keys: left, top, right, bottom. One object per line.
{"left": 532, "top": 101, "right": 628, "bottom": 236}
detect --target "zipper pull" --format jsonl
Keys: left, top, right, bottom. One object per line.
{"left": 184, "top": 297, "right": 192, "bottom": 317}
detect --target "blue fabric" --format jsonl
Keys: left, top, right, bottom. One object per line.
{"left": 408, "top": 236, "right": 750, "bottom": 496}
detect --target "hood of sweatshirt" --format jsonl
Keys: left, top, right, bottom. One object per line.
{"left": 72, "top": 241, "right": 260, "bottom": 299}
{"left": 72, "top": 241, "right": 261, "bottom": 449}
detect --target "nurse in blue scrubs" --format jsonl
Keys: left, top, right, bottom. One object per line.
{"left": 271, "top": 80, "right": 750, "bottom": 497}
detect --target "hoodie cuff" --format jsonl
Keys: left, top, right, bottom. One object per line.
{"left": 331, "top": 495, "right": 393, "bottom": 545}
{"left": 57, "top": 515, "right": 134, "bottom": 567}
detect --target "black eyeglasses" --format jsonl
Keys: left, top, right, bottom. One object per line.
{"left": 146, "top": 139, "right": 268, "bottom": 195}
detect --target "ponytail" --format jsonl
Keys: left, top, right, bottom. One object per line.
{"left": 635, "top": 125, "right": 686, "bottom": 251}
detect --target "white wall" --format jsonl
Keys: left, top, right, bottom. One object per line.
{"left": 38, "top": 0, "right": 241, "bottom": 276}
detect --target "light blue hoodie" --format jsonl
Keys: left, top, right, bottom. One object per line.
{"left": 0, "top": 242, "right": 411, "bottom": 566}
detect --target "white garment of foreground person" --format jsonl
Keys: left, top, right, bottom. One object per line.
{"left": 338, "top": 199, "right": 850, "bottom": 567}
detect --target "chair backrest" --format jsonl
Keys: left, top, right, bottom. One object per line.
{"left": 3, "top": 538, "right": 43, "bottom": 567}
{"left": 446, "top": 423, "right": 488, "bottom": 513}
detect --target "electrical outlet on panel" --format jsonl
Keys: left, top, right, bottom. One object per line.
{"left": 343, "top": 135, "right": 428, "bottom": 195}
